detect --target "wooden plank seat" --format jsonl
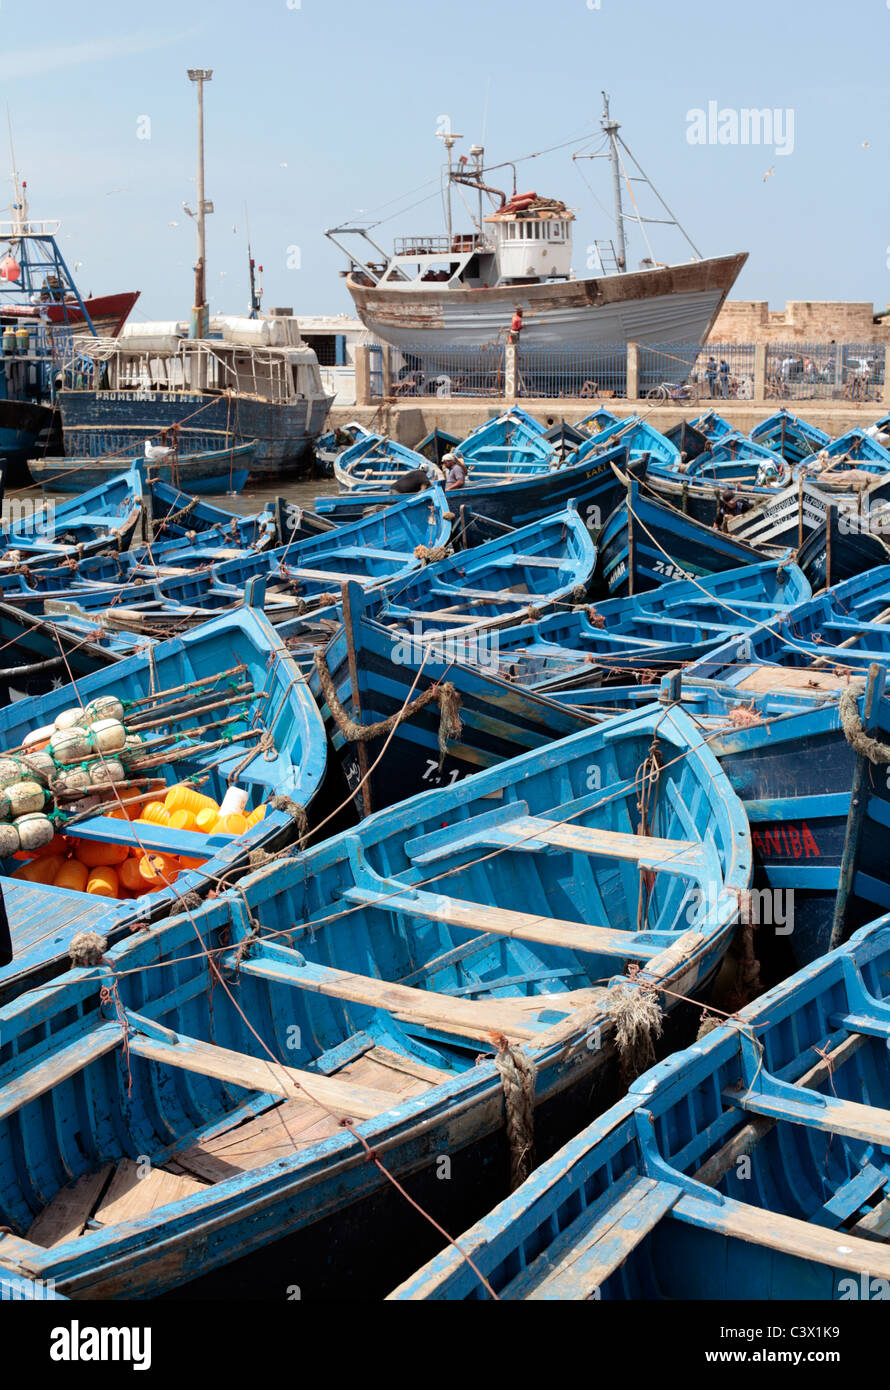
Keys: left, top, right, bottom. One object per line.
{"left": 125, "top": 1016, "right": 397, "bottom": 1121}
{"left": 405, "top": 805, "right": 705, "bottom": 875}
{"left": 673, "top": 1192, "right": 890, "bottom": 1279}
{"left": 227, "top": 947, "right": 541, "bottom": 1041}
{"left": 725, "top": 1084, "right": 890, "bottom": 1148}
{"left": 341, "top": 884, "right": 666, "bottom": 960}
{"left": 512, "top": 1174, "right": 682, "bottom": 1301}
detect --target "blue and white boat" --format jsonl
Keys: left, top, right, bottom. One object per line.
{"left": 0, "top": 702, "right": 750, "bottom": 1298}
{"left": 389, "top": 913, "right": 890, "bottom": 1301}
{"left": 0, "top": 599, "right": 327, "bottom": 1004}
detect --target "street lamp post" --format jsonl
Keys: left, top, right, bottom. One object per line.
{"left": 187, "top": 68, "right": 213, "bottom": 339}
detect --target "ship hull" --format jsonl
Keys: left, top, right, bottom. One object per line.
{"left": 56, "top": 389, "right": 333, "bottom": 480}
{"left": 347, "top": 252, "right": 747, "bottom": 387}
{"left": 2, "top": 290, "right": 140, "bottom": 338}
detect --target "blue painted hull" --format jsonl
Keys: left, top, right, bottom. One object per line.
{"left": 57, "top": 389, "right": 331, "bottom": 480}
{"left": 0, "top": 603, "right": 328, "bottom": 1003}
{"left": 597, "top": 481, "right": 764, "bottom": 594}
{"left": 0, "top": 704, "right": 750, "bottom": 1298}
{"left": 390, "top": 914, "right": 890, "bottom": 1300}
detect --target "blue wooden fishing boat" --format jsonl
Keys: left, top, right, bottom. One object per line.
{"left": 685, "top": 587, "right": 890, "bottom": 690}
{"left": 479, "top": 559, "right": 810, "bottom": 691}
{"left": 690, "top": 409, "right": 732, "bottom": 440}
{"left": 585, "top": 415, "right": 680, "bottom": 472}
{"left": 389, "top": 912, "right": 890, "bottom": 1301}
{"left": 149, "top": 480, "right": 278, "bottom": 549}
{"left": 30, "top": 439, "right": 258, "bottom": 495}
{"left": 0, "top": 702, "right": 750, "bottom": 1298}
{"left": 0, "top": 597, "right": 327, "bottom": 1004}
{"left": 271, "top": 496, "right": 336, "bottom": 546}
{"left": 684, "top": 434, "right": 790, "bottom": 487}
{"left": 448, "top": 408, "right": 558, "bottom": 474}
{"left": 373, "top": 502, "right": 596, "bottom": 634}
{"left": 314, "top": 443, "right": 642, "bottom": 532}
{"left": 310, "top": 582, "right": 594, "bottom": 812}
{"left": 577, "top": 407, "right": 618, "bottom": 434}
{"left": 597, "top": 480, "right": 765, "bottom": 595}
{"left": 803, "top": 427, "right": 890, "bottom": 475}
{"left": 797, "top": 504, "right": 890, "bottom": 591}
{"left": 0, "top": 465, "right": 143, "bottom": 561}
{"left": 333, "top": 432, "right": 434, "bottom": 492}
{"left": 749, "top": 409, "right": 830, "bottom": 465}
{"left": 314, "top": 422, "right": 372, "bottom": 476}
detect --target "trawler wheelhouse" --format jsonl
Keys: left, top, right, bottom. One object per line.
{"left": 62, "top": 317, "right": 326, "bottom": 405}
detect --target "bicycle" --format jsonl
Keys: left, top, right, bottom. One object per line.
{"left": 645, "top": 379, "right": 700, "bottom": 405}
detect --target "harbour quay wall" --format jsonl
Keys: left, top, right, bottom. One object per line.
{"left": 336, "top": 338, "right": 890, "bottom": 443}
{"left": 331, "top": 399, "right": 889, "bottom": 446}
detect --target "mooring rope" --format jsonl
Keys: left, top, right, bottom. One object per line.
{"left": 839, "top": 678, "right": 890, "bottom": 763}
{"left": 313, "top": 649, "right": 462, "bottom": 763}
{"left": 490, "top": 1031, "right": 537, "bottom": 1190}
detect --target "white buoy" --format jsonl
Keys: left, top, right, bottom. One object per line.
{"left": 23, "top": 724, "right": 55, "bottom": 748}
{"left": 14, "top": 812, "right": 55, "bottom": 852}
{"left": 218, "top": 786, "right": 248, "bottom": 818}
{"left": 83, "top": 696, "right": 125, "bottom": 724}
{"left": 6, "top": 780, "right": 46, "bottom": 817}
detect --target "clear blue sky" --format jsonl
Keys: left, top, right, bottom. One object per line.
{"left": 3, "top": 0, "right": 887, "bottom": 322}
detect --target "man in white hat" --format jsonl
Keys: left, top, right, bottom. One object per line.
{"left": 442, "top": 452, "right": 469, "bottom": 490}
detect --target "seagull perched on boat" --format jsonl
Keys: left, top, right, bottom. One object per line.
{"left": 144, "top": 439, "right": 174, "bottom": 463}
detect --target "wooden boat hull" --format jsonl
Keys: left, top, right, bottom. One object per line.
{"left": 597, "top": 481, "right": 764, "bottom": 595}
{"left": 389, "top": 913, "right": 890, "bottom": 1301}
{"left": 0, "top": 704, "right": 750, "bottom": 1298}
{"left": 0, "top": 464, "right": 143, "bottom": 561}
{"left": 56, "top": 390, "right": 332, "bottom": 481}
{"left": 0, "top": 602, "right": 327, "bottom": 1004}
{"left": 345, "top": 253, "right": 747, "bottom": 374}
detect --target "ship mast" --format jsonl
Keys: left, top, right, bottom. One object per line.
{"left": 187, "top": 68, "right": 213, "bottom": 339}
{"left": 7, "top": 108, "right": 28, "bottom": 235}
{"left": 600, "top": 93, "right": 627, "bottom": 273}
{"left": 436, "top": 128, "right": 463, "bottom": 245}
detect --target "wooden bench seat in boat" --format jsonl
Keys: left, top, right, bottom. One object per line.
{"left": 404, "top": 805, "right": 706, "bottom": 875}
{"left": 227, "top": 945, "right": 542, "bottom": 1042}
{"left": 20, "top": 1044, "right": 454, "bottom": 1244}
{"left": 341, "top": 884, "right": 667, "bottom": 960}
{"left": 505, "top": 1173, "right": 682, "bottom": 1301}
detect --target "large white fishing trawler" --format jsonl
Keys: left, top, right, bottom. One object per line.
{"left": 328, "top": 96, "right": 746, "bottom": 387}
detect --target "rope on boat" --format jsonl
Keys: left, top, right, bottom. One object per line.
{"left": 609, "top": 966, "right": 664, "bottom": 1088}
{"left": 69, "top": 931, "right": 108, "bottom": 967}
{"left": 490, "top": 1032, "right": 537, "bottom": 1190}
{"left": 839, "top": 678, "right": 890, "bottom": 764}
{"left": 413, "top": 543, "right": 452, "bottom": 565}
{"left": 225, "top": 728, "right": 276, "bottom": 784}
{"left": 153, "top": 497, "right": 199, "bottom": 535}
{"left": 314, "top": 650, "right": 462, "bottom": 765}
{"left": 269, "top": 793, "right": 309, "bottom": 846}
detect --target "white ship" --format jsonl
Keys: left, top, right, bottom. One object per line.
{"left": 328, "top": 96, "right": 746, "bottom": 389}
